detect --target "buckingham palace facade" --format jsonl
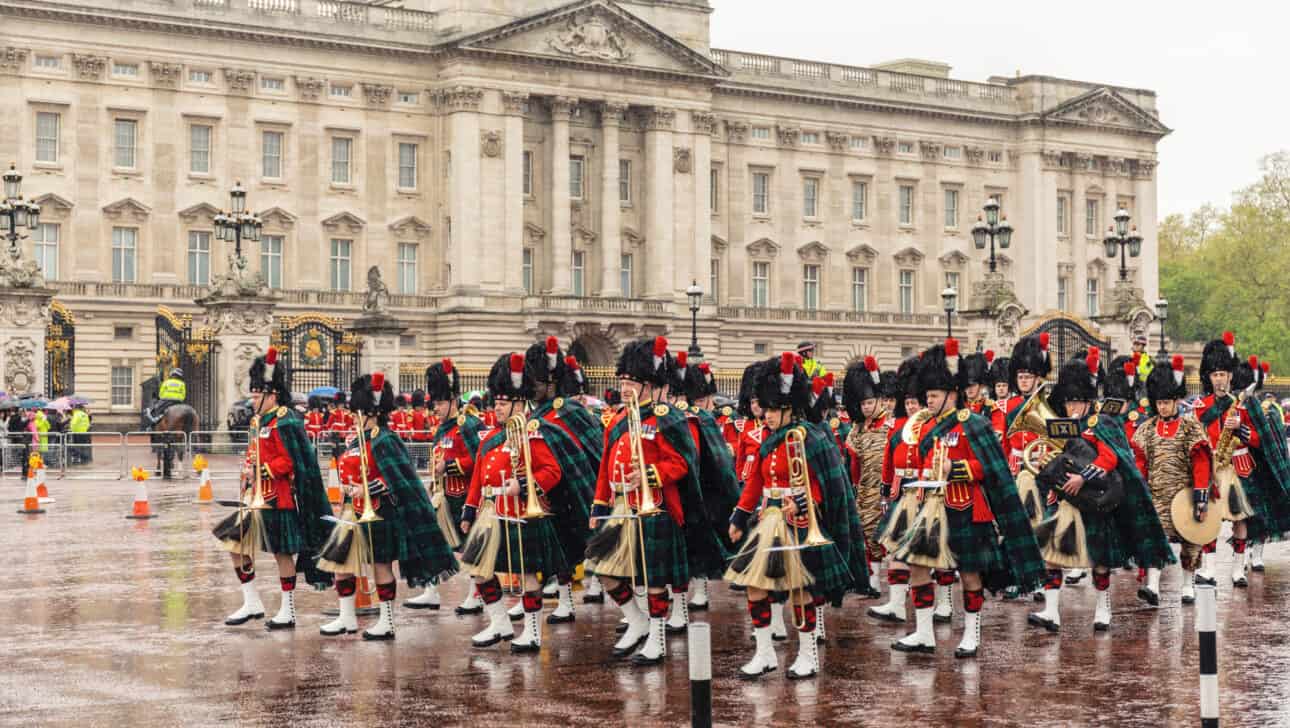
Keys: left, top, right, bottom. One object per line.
{"left": 0, "top": 0, "right": 1167, "bottom": 418}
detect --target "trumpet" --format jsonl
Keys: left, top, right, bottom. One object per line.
{"left": 784, "top": 426, "right": 831, "bottom": 630}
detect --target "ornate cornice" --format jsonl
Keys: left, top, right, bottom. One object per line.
{"left": 641, "top": 107, "right": 675, "bottom": 131}
{"left": 433, "top": 85, "right": 484, "bottom": 113}
{"left": 361, "top": 82, "right": 393, "bottom": 107}
{"left": 294, "top": 75, "right": 326, "bottom": 101}
{"left": 222, "top": 67, "right": 256, "bottom": 93}
{"left": 775, "top": 125, "right": 799, "bottom": 147}
{"left": 1, "top": 46, "right": 29, "bottom": 74}
{"left": 691, "top": 110, "right": 717, "bottom": 135}
{"left": 724, "top": 119, "right": 748, "bottom": 143}
{"left": 873, "top": 136, "right": 896, "bottom": 155}
{"left": 149, "top": 61, "right": 181, "bottom": 88}
{"left": 502, "top": 91, "right": 530, "bottom": 116}
{"left": 825, "top": 131, "right": 848, "bottom": 151}
{"left": 72, "top": 53, "right": 105, "bottom": 79}
{"left": 919, "top": 140, "right": 942, "bottom": 160}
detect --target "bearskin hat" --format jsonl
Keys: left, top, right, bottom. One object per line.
{"left": 616, "top": 336, "right": 670, "bottom": 388}
{"left": 843, "top": 356, "right": 882, "bottom": 422}
{"left": 1147, "top": 354, "right": 1188, "bottom": 405}
{"left": 988, "top": 355, "right": 1011, "bottom": 390}
{"left": 349, "top": 372, "right": 395, "bottom": 418}
{"left": 959, "top": 350, "right": 991, "bottom": 391}
{"left": 487, "top": 352, "right": 534, "bottom": 401}
{"left": 916, "top": 339, "right": 961, "bottom": 398}
{"left": 333, "top": 390, "right": 347, "bottom": 407}
{"left": 1048, "top": 348, "right": 1102, "bottom": 416}
{"left": 684, "top": 361, "right": 717, "bottom": 403}
{"left": 1009, "top": 333, "right": 1052, "bottom": 391}
{"left": 410, "top": 390, "right": 427, "bottom": 408}
{"left": 1200, "top": 332, "right": 1238, "bottom": 395}
{"left": 603, "top": 388, "right": 622, "bottom": 407}
{"left": 524, "top": 336, "right": 566, "bottom": 386}
{"left": 1233, "top": 354, "right": 1259, "bottom": 393}
{"left": 879, "top": 369, "right": 900, "bottom": 399}
{"left": 806, "top": 373, "right": 836, "bottom": 424}
{"left": 754, "top": 353, "right": 810, "bottom": 414}
{"left": 737, "top": 361, "right": 760, "bottom": 418}
{"left": 1102, "top": 354, "right": 1139, "bottom": 402}
{"left": 667, "top": 351, "right": 690, "bottom": 397}
{"left": 248, "top": 347, "right": 291, "bottom": 403}
{"left": 425, "top": 358, "right": 459, "bottom": 404}
{"left": 557, "top": 355, "right": 589, "bottom": 397}
{"left": 893, "top": 356, "right": 922, "bottom": 418}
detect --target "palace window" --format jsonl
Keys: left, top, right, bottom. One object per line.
{"left": 710, "top": 258, "right": 721, "bottom": 304}
{"left": 397, "top": 242, "right": 418, "bottom": 295}
{"left": 571, "top": 250, "right": 585, "bottom": 296}
{"left": 851, "top": 267, "right": 867, "bottom": 312}
{"left": 260, "top": 77, "right": 285, "bottom": 92}
{"left": 751, "top": 126, "right": 771, "bottom": 141}
{"left": 114, "top": 119, "right": 137, "bottom": 168}
{"left": 329, "top": 238, "right": 352, "bottom": 291}
{"left": 899, "top": 185, "right": 914, "bottom": 225}
{"left": 752, "top": 261, "right": 770, "bottom": 307}
{"left": 1057, "top": 195, "right": 1069, "bottom": 234}
{"left": 849, "top": 136, "right": 866, "bottom": 150}
{"left": 112, "top": 62, "right": 139, "bottom": 77}
{"left": 1057, "top": 276, "right": 1069, "bottom": 310}
{"left": 330, "top": 84, "right": 352, "bottom": 98}
{"left": 898, "top": 141, "right": 915, "bottom": 155}
{"left": 800, "top": 131, "right": 820, "bottom": 145}
{"left": 620, "top": 253, "right": 633, "bottom": 297}
{"left": 803, "top": 264, "right": 820, "bottom": 310}
{"left": 710, "top": 168, "right": 720, "bottom": 212}
{"left": 32, "top": 224, "right": 58, "bottom": 280}
{"left": 1087, "top": 278, "right": 1100, "bottom": 316}
{"left": 331, "top": 137, "right": 352, "bottom": 184}
{"left": 111, "top": 366, "right": 134, "bottom": 407}
{"left": 398, "top": 91, "right": 419, "bottom": 105}
{"left": 262, "top": 131, "right": 283, "bottom": 179}
{"left": 261, "top": 235, "right": 283, "bottom": 289}
{"left": 34, "top": 55, "right": 61, "bottom": 70}
{"left": 190, "top": 124, "right": 212, "bottom": 174}
{"left": 619, "top": 159, "right": 632, "bottom": 204}
{"left": 112, "top": 227, "right": 137, "bottom": 283}
{"left": 945, "top": 271, "right": 961, "bottom": 296}
{"left": 187, "top": 231, "right": 211, "bottom": 286}
{"left": 944, "top": 188, "right": 959, "bottom": 228}
{"left": 943, "top": 146, "right": 962, "bottom": 160}
{"left": 1086, "top": 199, "right": 1100, "bottom": 237}
{"left": 752, "top": 172, "right": 770, "bottom": 215}
{"left": 803, "top": 177, "right": 819, "bottom": 218}
{"left": 852, "top": 180, "right": 868, "bottom": 221}
{"left": 569, "top": 155, "right": 586, "bottom": 200}
{"left": 898, "top": 269, "right": 915, "bottom": 314}
{"left": 398, "top": 142, "right": 418, "bottom": 190}
{"left": 522, "top": 151, "right": 534, "bottom": 196}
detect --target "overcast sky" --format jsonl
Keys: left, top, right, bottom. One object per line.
{"left": 709, "top": 0, "right": 1288, "bottom": 220}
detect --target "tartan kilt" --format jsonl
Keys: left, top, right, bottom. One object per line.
{"left": 798, "top": 525, "right": 853, "bottom": 597}
{"left": 443, "top": 493, "right": 467, "bottom": 533}
{"left": 212, "top": 508, "right": 305, "bottom": 555}
{"left": 493, "top": 517, "right": 569, "bottom": 578}
{"left": 943, "top": 506, "right": 1006, "bottom": 576}
{"left": 589, "top": 513, "right": 689, "bottom": 590}
{"left": 1079, "top": 507, "right": 1130, "bottom": 569}
{"left": 1237, "top": 472, "right": 1277, "bottom": 543}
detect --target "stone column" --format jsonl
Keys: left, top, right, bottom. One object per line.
{"left": 1134, "top": 161, "right": 1160, "bottom": 304}
{"left": 599, "top": 101, "right": 628, "bottom": 297}
{"left": 643, "top": 107, "right": 676, "bottom": 299}
{"left": 350, "top": 311, "right": 406, "bottom": 381}
{"left": 0, "top": 285, "right": 55, "bottom": 396}
{"left": 438, "top": 86, "right": 485, "bottom": 295}
{"left": 198, "top": 292, "right": 277, "bottom": 422}
{"left": 691, "top": 111, "right": 716, "bottom": 300}
{"left": 502, "top": 91, "right": 529, "bottom": 295}
{"left": 548, "top": 96, "right": 577, "bottom": 295}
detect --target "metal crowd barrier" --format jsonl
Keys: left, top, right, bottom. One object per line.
{"left": 189, "top": 430, "right": 250, "bottom": 482}
{"left": 58, "top": 431, "right": 126, "bottom": 481}
{"left": 126, "top": 431, "right": 189, "bottom": 480}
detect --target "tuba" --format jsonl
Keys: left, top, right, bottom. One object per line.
{"left": 1008, "top": 387, "right": 1068, "bottom": 476}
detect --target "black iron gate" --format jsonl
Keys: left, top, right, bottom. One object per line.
{"left": 1022, "top": 314, "right": 1112, "bottom": 368}
{"left": 45, "top": 300, "right": 74, "bottom": 397}
{"left": 155, "top": 306, "right": 217, "bottom": 428}
{"left": 273, "top": 314, "right": 361, "bottom": 394}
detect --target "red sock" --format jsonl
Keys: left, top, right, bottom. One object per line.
{"left": 607, "top": 581, "right": 634, "bottom": 606}
{"left": 1044, "top": 570, "right": 1064, "bottom": 590}
{"left": 478, "top": 578, "right": 503, "bottom": 604}
{"left": 963, "top": 589, "right": 985, "bottom": 613}
{"left": 336, "top": 577, "right": 356, "bottom": 597}
{"left": 522, "top": 591, "right": 542, "bottom": 612}
{"left": 279, "top": 576, "right": 296, "bottom": 592}
{"left": 911, "top": 583, "right": 935, "bottom": 609}
{"left": 1233, "top": 538, "right": 1248, "bottom": 554}
{"left": 235, "top": 567, "right": 255, "bottom": 584}
{"left": 647, "top": 591, "right": 670, "bottom": 618}
{"left": 888, "top": 569, "right": 910, "bottom": 585}
{"left": 934, "top": 570, "right": 958, "bottom": 586}
{"left": 376, "top": 581, "right": 396, "bottom": 602}
{"left": 1202, "top": 540, "right": 1217, "bottom": 554}
{"left": 793, "top": 604, "right": 817, "bottom": 632}
{"left": 1093, "top": 572, "right": 1110, "bottom": 591}
{"left": 748, "top": 598, "right": 772, "bottom": 628}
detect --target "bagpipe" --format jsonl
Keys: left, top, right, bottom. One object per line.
{"left": 1031, "top": 432, "right": 1124, "bottom": 569}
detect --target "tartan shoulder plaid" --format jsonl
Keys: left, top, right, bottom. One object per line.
{"left": 1089, "top": 416, "right": 1176, "bottom": 569}
{"left": 274, "top": 410, "right": 333, "bottom": 588}
{"left": 1243, "top": 398, "right": 1290, "bottom": 535}
{"left": 545, "top": 399, "right": 605, "bottom": 467}
{"left": 1196, "top": 395, "right": 1229, "bottom": 427}
{"left": 692, "top": 408, "right": 741, "bottom": 550}
{"left": 436, "top": 412, "right": 484, "bottom": 456}
{"left": 372, "top": 429, "right": 458, "bottom": 586}
{"left": 923, "top": 408, "right": 1048, "bottom": 593}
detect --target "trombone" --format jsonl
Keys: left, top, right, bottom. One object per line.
{"left": 234, "top": 413, "right": 272, "bottom": 577}
{"left": 351, "top": 416, "right": 382, "bottom": 597}
{"left": 625, "top": 388, "right": 661, "bottom": 593}
{"left": 501, "top": 413, "right": 550, "bottom": 594}
{"left": 782, "top": 426, "right": 831, "bottom": 628}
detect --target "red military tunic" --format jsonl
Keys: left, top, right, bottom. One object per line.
{"left": 736, "top": 420, "right": 765, "bottom": 484}
{"left": 594, "top": 404, "right": 689, "bottom": 526}
{"left": 466, "top": 428, "right": 562, "bottom": 518}
{"left": 337, "top": 435, "right": 388, "bottom": 516}
{"left": 881, "top": 416, "right": 923, "bottom": 501}
{"left": 733, "top": 427, "right": 824, "bottom": 529}
{"left": 433, "top": 417, "right": 476, "bottom": 498}
{"left": 715, "top": 407, "right": 739, "bottom": 455}
{"left": 922, "top": 410, "right": 993, "bottom": 522}
{"left": 244, "top": 408, "right": 297, "bottom": 510}
{"left": 411, "top": 408, "right": 432, "bottom": 444}
{"left": 304, "top": 410, "right": 327, "bottom": 439}
{"left": 969, "top": 398, "right": 1006, "bottom": 438}
{"left": 1195, "top": 394, "right": 1260, "bottom": 477}
{"left": 1003, "top": 395, "right": 1039, "bottom": 475}
{"left": 326, "top": 409, "right": 355, "bottom": 437}
{"left": 389, "top": 409, "right": 414, "bottom": 440}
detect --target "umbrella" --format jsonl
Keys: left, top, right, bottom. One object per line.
{"left": 68, "top": 395, "right": 93, "bottom": 406}
{"left": 18, "top": 398, "right": 48, "bottom": 410}
{"left": 308, "top": 386, "right": 340, "bottom": 399}
{"left": 48, "top": 396, "right": 73, "bottom": 411}
{"left": 461, "top": 389, "right": 486, "bottom": 405}
{"left": 0, "top": 397, "right": 15, "bottom": 410}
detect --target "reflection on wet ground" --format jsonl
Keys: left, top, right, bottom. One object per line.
{"left": 4, "top": 476, "right": 1289, "bottom": 727}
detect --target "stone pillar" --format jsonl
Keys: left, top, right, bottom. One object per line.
{"left": 350, "top": 312, "right": 406, "bottom": 380}
{"left": 0, "top": 286, "right": 55, "bottom": 396}
{"left": 599, "top": 101, "right": 628, "bottom": 297}
{"left": 691, "top": 111, "right": 715, "bottom": 299}
{"left": 643, "top": 107, "right": 676, "bottom": 299}
{"left": 198, "top": 293, "right": 277, "bottom": 421}
{"left": 548, "top": 96, "right": 577, "bottom": 295}
{"left": 502, "top": 91, "right": 529, "bottom": 295}
{"left": 444, "top": 86, "right": 485, "bottom": 295}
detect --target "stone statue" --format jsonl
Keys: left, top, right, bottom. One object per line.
{"left": 548, "top": 12, "right": 632, "bottom": 62}
{"left": 209, "top": 252, "right": 270, "bottom": 298}
{"left": 0, "top": 243, "right": 46, "bottom": 289}
{"left": 363, "top": 265, "right": 390, "bottom": 314}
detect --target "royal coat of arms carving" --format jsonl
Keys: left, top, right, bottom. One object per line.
{"left": 548, "top": 13, "right": 632, "bottom": 62}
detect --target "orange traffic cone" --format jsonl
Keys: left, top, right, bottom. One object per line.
{"left": 36, "top": 468, "right": 53, "bottom": 503}
{"left": 326, "top": 458, "right": 342, "bottom": 505}
{"left": 355, "top": 575, "right": 379, "bottom": 615}
{"left": 17, "top": 468, "right": 44, "bottom": 515}
{"left": 126, "top": 467, "right": 157, "bottom": 520}
{"left": 193, "top": 455, "right": 213, "bottom": 504}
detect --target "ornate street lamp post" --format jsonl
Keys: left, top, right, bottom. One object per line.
{"left": 971, "top": 197, "right": 1013, "bottom": 273}
{"left": 1103, "top": 208, "right": 1143, "bottom": 281}
{"left": 686, "top": 279, "right": 704, "bottom": 360}
{"left": 1154, "top": 298, "right": 1169, "bottom": 358}
{"left": 213, "top": 181, "right": 263, "bottom": 278}
{"left": 942, "top": 286, "right": 958, "bottom": 340}
{"left": 1, "top": 164, "right": 41, "bottom": 258}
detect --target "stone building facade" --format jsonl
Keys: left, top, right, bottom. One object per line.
{"left": 0, "top": 0, "right": 1167, "bottom": 425}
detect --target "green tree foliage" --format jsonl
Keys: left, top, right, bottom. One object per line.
{"left": 1160, "top": 153, "right": 1290, "bottom": 365}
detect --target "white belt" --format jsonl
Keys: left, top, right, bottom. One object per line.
{"left": 893, "top": 468, "right": 919, "bottom": 478}
{"left": 483, "top": 486, "right": 505, "bottom": 498}
{"left": 766, "top": 487, "right": 804, "bottom": 499}
{"left": 1233, "top": 447, "right": 1249, "bottom": 457}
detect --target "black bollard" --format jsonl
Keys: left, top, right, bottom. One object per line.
{"left": 689, "top": 621, "right": 712, "bottom": 728}
{"left": 1197, "top": 584, "right": 1218, "bottom": 728}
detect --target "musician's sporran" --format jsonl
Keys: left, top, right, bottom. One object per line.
{"left": 1034, "top": 499, "right": 1092, "bottom": 568}
{"left": 892, "top": 437, "right": 956, "bottom": 570}
{"left": 1213, "top": 392, "right": 1255, "bottom": 522}
{"left": 459, "top": 499, "right": 504, "bottom": 579}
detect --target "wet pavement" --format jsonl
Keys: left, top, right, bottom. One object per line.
{"left": 5, "top": 472, "right": 1290, "bottom": 728}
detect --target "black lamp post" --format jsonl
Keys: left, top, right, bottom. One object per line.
{"left": 1154, "top": 298, "right": 1168, "bottom": 357}
{"left": 1, "top": 163, "right": 41, "bottom": 257}
{"left": 213, "top": 181, "right": 262, "bottom": 269}
{"left": 971, "top": 197, "right": 1013, "bottom": 273}
{"left": 686, "top": 279, "right": 704, "bottom": 360}
{"left": 942, "top": 286, "right": 958, "bottom": 340}
{"left": 1103, "top": 208, "right": 1143, "bottom": 281}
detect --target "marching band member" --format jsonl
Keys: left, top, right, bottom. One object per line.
{"left": 989, "top": 355, "right": 1012, "bottom": 404}
{"left": 727, "top": 354, "right": 859, "bottom": 680}
{"left": 843, "top": 356, "right": 890, "bottom": 598}
{"left": 1004, "top": 334, "right": 1051, "bottom": 475}
{"left": 585, "top": 337, "right": 726, "bottom": 666}
{"left": 1132, "top": 354, "right": 1213, "bottom": 605}
{"left": 868, "top": 356, "right": 923, "bottom": 624}
{"left": 325, "top": 391, "right": 355, "bottom": 456}
{"left": 389, "top": 394, "right": 414, "bottom": 441}
{"left": 304, "top": 396, "right": 327, "bottom": 442}
{"left": 1104, "top": 355, "right": 1146, "bottom": 441}
{"left": 214, "top": 349, "right": 333, "bottom": 629}
{"left": 1027, "top": 350, "right": 1173, "bottom": 633}
{"left": 557, "top": 354, "right": 610, "bottom": 604}
{"left": 962, "top": 351, "right": 1005, "bottom": 437}
{"left": 317, "top": 373, "right": 459, "bottom": 640}
{"left": 890, "top": 340, "right": 1046, "bottom": 658}
{"left": 406, "top": 359, "right": 484, "bottom": 613}
{"left": 459, "top": 353, "right": 592, "bottom": 652}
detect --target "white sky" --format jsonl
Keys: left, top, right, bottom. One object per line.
{"left": 709, "top": 0, "right": 1289, "bottom": 219}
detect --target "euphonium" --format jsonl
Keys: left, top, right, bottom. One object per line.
{"left": 625, "top": 389, "right": 662, "bottom": 517}
{"left": 1009, "top": 387, "right": 1069, "bottom": 475}
{"left": 786, "top": 427, "right": 831, "bottom": 548}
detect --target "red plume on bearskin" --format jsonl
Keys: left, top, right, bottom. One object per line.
{"left": 264, "top": 346, "right": 278, "bottom": 379}
{"left": 545, "top": 336, "right": 559, "bottom": 371}
{"left": 371, "top": 371, "right": 385, "bottom": 394}
{"left": 1039, "top": 332, "right": 1050, "bottom": 360}
{"left": 812, "top": 377, "right": 826, "bottom": 398}
{"left": 1132, "top": 350, "right": 1142, "bottom": 364}
{"left": 985, "top": 349, "right": 995, "bottom": 365}
{"left": 442, "top": 357, "right": 453, "bottom": 375}
{"left": 1249, "top": 355, "right": 1259, "bottom": 370}
{"left": 945, "top": 337, "right": 960, "bottom": 376}
{"left": 824, "top": 372, "right": 835, "bottom": 390}
{"left": 699, "top": 362, "right": 711, "bottom": 375}
{"left": 1224, "top": 330, "right": 1235, "bottom": 356}
{"left": 509, "top": 352, "right": 524, "bottom": 390}
{"left": 653, "top": 336, "right": 668, "bottom": 372}
{"left": 565, "top": 355, "right": 584, "bottom": 384}
{"left": 1122, "top": 359, "right": 1136, "bottom": 387}
{"left": 864, "top": 355, "right": 880, "bottom": 385}
{"left": 1262, "top": 361, "right": 1271, "bottom": 375}
{"left": 676, "top": 351, "right": 688, "bottom": 376}
{"left": 779, "top": 351, "right": 795, "bottom": 394}
{"left": 1172, "top": 355, "right": 1185, "bottom": 387}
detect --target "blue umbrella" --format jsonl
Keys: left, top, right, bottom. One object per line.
{"left": 19, "top": 398, "right": 48, "bottom": 409}
{"left": 308, "top": 386, "right": 340, "bottom": 399}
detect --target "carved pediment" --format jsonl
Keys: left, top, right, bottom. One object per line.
{"left": 389, "top": 215, "right": 432, "bottom": 238}
{"left": 711, "top": 235, "right": 728, "bottom": 254}
{"left": 892, "top": 246, "right": 925, "bottom": 266}
{"left": 31, "top": 193, "right": 73, "bottom": 214}
{"left": 450, "top": 0, "right": 726, "bottom": 78}
{"left": 845, "top": 243, "right": 879, "bottom": 263}
{"left": 321, "top": 211, "right": 366, "bottom": 233}
{"left": 624, "top": 227, "right": 645, "bottom": 248}
{"left": 177, "top": 202, "right": 221, "bottom": 222}
{"left": 1041, "top": 87, "right": 1171, "bottom": 137}
{"left": 260, "top": 206, "right": 297, "bottom": 228}
{"left": 573, "top": 224, "right": 598, "bottom": 247}
{"left": 796, "top": 241, "right": 830, "bottom": 263}
{"left": 938, "top": 249, "right": 970, "bottom": 267}
{"left": 746, "top": 237, "right": 780, "bottom": 259}
{"left": 102, "top": 197, "right": 151, "bottom": 221}
{"left": 1088, "top": 258, "right": 1108, "bottom": 274}
{"left": 525, "top": 222, "right": 547, "bottom": 244}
